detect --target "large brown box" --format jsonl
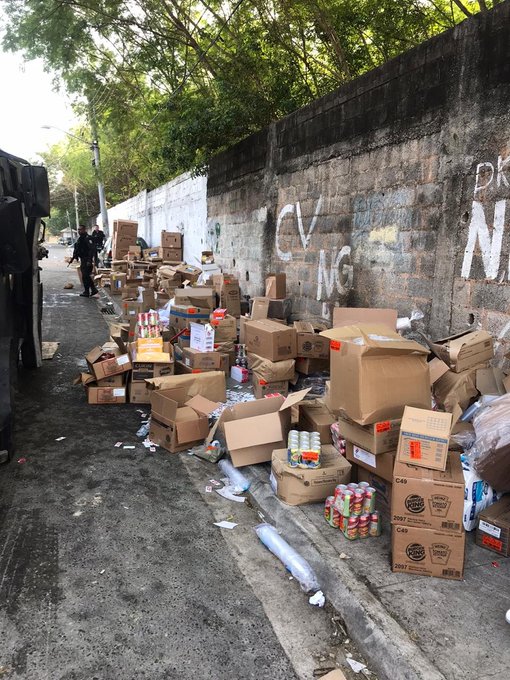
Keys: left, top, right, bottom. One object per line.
{"left": 182, "top": 347, "right": 223, "bottom": 370}
{"left": 245, "top": 319, "right": 297, "bottom": 362}
{"left": 87, "top": 385, "right": 127, "bottom": 404}
{"left": 161, "top": 231, "right": 182, "bottom": 248}
{"left": 391, "top": 525, "right": 465, "bottom": 580}
{"left": 128, "top": 379, "right": 152, "bottom": 404}
{"left": 174, "top": 287, "right": 216, "bottom": 310}
{"left": 337, "top": 414, "right": 401, "bottom": 454}
{"left": 294, "top": 321, "right": 329, "bottom": 359}
{"left": 346, "top": 441, "right": 395, "bottom": 482}
{"left": 85, "top": 346, "right": 132, "bottom": 381}
{"left": 476, "top": 496, "right": 510, "bottom": 557}
{"left": 392, "top": 455, "right": 464, "bottom": 533}
{"left": 265, "top": 273, "right": 286, "bottom": 299}
{"left": 210, "top": 314, "right": 238, "bottom": 342}
{"left": 248, "top": 353, "right": 295, "bottom": 382}
{"left": 159, "top": 247, "right": 182, "bottom": 262}
{"left": 423, "top": 330, "right": 494, "bottom": 373}
{"left": 320, "top": 323, "right": 430, "bottom": 425}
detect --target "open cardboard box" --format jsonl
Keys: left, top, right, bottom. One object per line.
{"left": 397, "top": 406, "right": 459, "bottom": 471}
{"left": 150, "top": 388, "right": 220, "bottom": 453}
{"left": 421, "top": 329, "right": 494, "bottom": 373}
{"left": 294, "top": 321, "right": 329, "bottom": 359}
{"left": 85, "top": 345, "right": 132, "bottom": 380}
{"left": 75, "top": 372, "right": 127, "bottom": 404}
{"left": 145, "top": 371, "right": 227, "bottom": 402}
{"left": 219, "top": 388, "right": 310, "bottom": 467}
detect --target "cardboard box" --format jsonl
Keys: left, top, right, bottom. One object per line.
{"left": 356, "top": 468, "right": 392, "bottom": 513}
{"left": 110, "top": 272, "right": 127, "bottom": 294}
{"left": 295, "top": 357, "right": 330, "bottom": 375}
{"left": 251, "top": 297, "right": 270, "bottom": 320}
{"left": 294, "top": 322, "right": 330, "bottom": 359}
{"left": 210, "top": 314, "right": 237, "bottom": 342}
{"left": 130, "top": 347, "right": 174, "bottom": 382}
{"left": 150, "top": 388, "right": 219, "bottom": 453}
{"left": 158, "top": 246, "right": 182, "bottom": 262}
{"left": 333, "top": 307, "right": 397, "bottom": 330}
{"left": 113, "top": 219, "right": 138, "bottom": 236}
{"left": 161, "top": 230, "right": 182, "bottom": 248}
{"left": 433, "top": 366, "right": 481, "bottom": 413}
{"left": 96, "top": 374, "right": 125, "bottom": 387}
{"left": 476, "top": 367, "right": 507, "bottom": 396}
{"left": 423, "top": 330, "right": 494, "bottom": 373}
{"left": 212, "top": 273, "right": 238, "bottom": 293}
{"left": 337, "top": 415, "right": 401, "bottom": 454}
{"left": 346, "top": 442, "right": 395, "bottom": 482}
{"left": 183, "top": 347, "right": 222, "bottom": 370}
{"left": 397, "top": 407, "right": 452, "bottom": 471}
{"left": 298, "top": 401, "right": 335, "bottom": 443}
{"left": 320, "top": 323, "right": 430, "bottom": 425}
{"left": 391, "top": 525, "right": 465, "bottom": 580}
{"left": 175, "top": 263, "right": 202, "bottom": 284}
{"left": 87, "top": 385, "right": 127, "bottom": 404}
{"left": 248, "top": 353, "right": 295, "bottom": 382}
{"left": 252, "top": 377, "right": 289, "bottom": 399}
{"left": 428, "top": 357, "right": 450, "bottom": 385}
{"left": 146, "top": 371, "right": 226, "bottom": 402}
{"left": 271, "top": 446, "right": 351, "bottom": 505}
{"left": 392, "top": 455, "right": 464, "bottom": 532}
{"left": 86, "top": 346, "right": 132, "bottom": 380}
{"left": 174, "top": 287, "right": 216, "bottom": 310}
{"left": 190, "top": 322, "right": 215, "bottom": 352}
{"left": 169, "top": 305, "right": 211, "bottom": 332}
{"left": 220, "top": 389, "right": 310, "bottom": 467}
{"left": 476, "top": 496, "right": 510, "bottom": 557}
{"left": 265, "top": 273, "right": 286, "bottom": 299}
{"left": 128, "top": 379, "right": 152, "bottom": 404}
{"left": 245, "top": 319, "right": 297, "bottom": 362}
{"left": 220, "top": 282, "right": 241, "bottom": 317}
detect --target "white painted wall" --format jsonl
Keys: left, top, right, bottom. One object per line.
{"left": 98, "top": 172, "right": 207, "bottom": 264}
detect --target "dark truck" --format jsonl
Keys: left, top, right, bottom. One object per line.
{"left": 0, "top": 148, "right": 50, "bottom": 462}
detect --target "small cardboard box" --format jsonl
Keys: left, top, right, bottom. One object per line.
{"left": 146, "top": 371, "right": 226, "bottom": 402}
{"left": 265, "top": 273, "right": 286, "bottom": 299}
{"left": 391, "top": 525, "right": 465, "bottom": 580}
{"left": 423, "top": 330, "right": 494, "bottom": 373}
{"left": 113, "top": 219, "right": 138, "bottom": 236}
{"left": 220, "top": 282, "right": 241, "bottom": 317}
{"left": 294, "top": 322, "right": 330, "bottom": 359}
{"left": 110, "top": 272, "right": 127, "bottom": 294}
{"left": 295, "top": 357, "right": 330, "bottom": 375}
{"left": 298, "top": 401, "right": 335, "bottom": 443}
{"left": 174, "top": 287, "right": 216, "bottom": 310}
{"left": 320, "top": 323, "right": 430, "bottom": 425}
{"left": 392, "top": 455, "right": 464, "bottom": 533}
{"left": 337, "top": 415, "right": 401, "bottom": 454}
{"left": 476, "top": 496, "right": 510, "bottom": 557}
{"left": 346, "top": 442, "right": 395, "bottom": 482}
{"left": 183, "top": 347, "right": 222, "bottom": 370}
{"left": 130, "top": 345, "right": 174, "bottom": 382}
{"left": 128, "top": 379, "right": 152, "bottom": 404}
{"left": 86, "top": 346, "right": 132, "bottom": 380}
{"left": 252, "top": 377, "right": 289, "bottom": 399}
{"left": 245, "top": 319, "right": 297, "bottom": 362}
{"left": 87, "top": 385, "right": 127, "bottom": 404}
{"left": 175, "top": 263, "right": 202, "bottom": 284}
{"left": 251, "top": 297, "right": 270, "bottom": 320}
{"left": 159, "top": 247, "right": 182, "bottom": 262}
{"left": 96, "top": 374, "right": 125, "bottom": 387}
{"left": 161, "top": 230, "right": 182, "bottom": 248}
{"left": 210, "top": 314, "right": 238, "bottom": 342}
{"left": 271, "top": 446, "right": 352, "bottom": 505}
{"left": 333, "top": 307, "right": 397, "bottom": 330}
{"left": 150, "top": 388, "right": 220, "bottom": 453}
{"left": 397, "top": 407, "right": 452, "bottom": 471}
{"left": 248, "top": 353, "right": 295, "bottom": 382}
{"left": 169, "top": 305, "right": 211, "bottom": 331}
{"left": 190, "top": 322, "right": 215, "bottom": 352}
{"left": 212, "top": 273, "right": 238, "bottom": 293}
{"left": 220, "top": 389, "right": 310, "bottom": 467}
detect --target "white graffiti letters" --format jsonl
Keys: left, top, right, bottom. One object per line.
{"left": 275, "top": 203, "right": 295, "bottom": 261}
{"left": 317, "top": 247, "right": 353, "bottom": 301}
{"left": 461, "top": 200, "right": 506, "bottom": 280}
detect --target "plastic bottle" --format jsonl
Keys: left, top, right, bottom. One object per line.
{"left": 254, "top": 523, "right": 320, "bottom": 592}
{"left": 218, "top": 459, "right": 251, "bottom": 493}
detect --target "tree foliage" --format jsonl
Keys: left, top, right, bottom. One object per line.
{"left": 3, "top": 0, "right": 499, "bottom": 210}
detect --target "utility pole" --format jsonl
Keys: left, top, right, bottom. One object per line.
{"left": 74, "top": 186, "right": 80, "bottom": 233}
{"left": 88, "top": 98, "right": 109, "bottom": 236}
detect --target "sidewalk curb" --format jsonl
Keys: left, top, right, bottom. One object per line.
{"left": 246, "top": 465, "right": 446, "bottom": 680}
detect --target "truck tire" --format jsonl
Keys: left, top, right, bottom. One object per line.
{"left": 20, "top": 218, "right": 43, "bottom": 369}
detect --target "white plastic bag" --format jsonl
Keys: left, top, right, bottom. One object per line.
{"left": 461, "top": 456, "right": 500, "bottom": 531}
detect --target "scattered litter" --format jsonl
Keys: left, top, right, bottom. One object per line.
{"left": 42, "top": 341, "right": 60, "bottom": 360}
{"left": 63, "top": 282, "right": 74, "bottom": 289}
{"left": 73, "top": 510, "right": 83, "bottom": 517}
{"left": 99, "top": 569, "right": 106, "bottom": 575}
{"left": 506, "top": 609, "right": 510, "bottom": 624}
{"left": 123, "top": 445, "right": 135, "bottom": 449}
{"left": 216, "top": 486, "right": 246, "bottom": 503}
{"left": 150, "top": 447, "right": 156, "bottom": 453}
{"left": 289, "top": 576, "right": 294, "bottom": 580}
{"left": 339, "top": 553, "right": 350, "bottom": 560}
{"left": 205, "top": 486, "right": 213, "bottom": 493}
{"left": 218, "top": 459, "right": 251, "bottom": 493}
{"left": 492, "top": 561, "right": 500, "bottom": 568}
{"left": 114, "top": 442, "right": 123, "bottom": 447}
{"left": 55, "top": 436, "right": 66, "bottom": 441}
{"left": 346, "top": 659, "right": 367, "bottom": 674}
{"left": 209, "top": 479, "right": 221, "bottom": 487}
{"left": 140, "top": 413, "right": 147, "bottom": 418}
{"left": 136, "top": 409, "right": 144, "bottom": 414}
{"left": 255, "top": 523, "right": 320, "bottom": 592}
{"left": 309, "top": 590, "right": 325, "bottom": 607}
{"left": 17, "top": 457, "right": 27, "bottom": 464}
{"left": 214, "top": 520, "right": 238, "bottom": 529}
{"left": 136, "top": 422, "right": 150, "bottom": 438}
{"left": 122, "top": 505, "right": 129, "bottom": 509}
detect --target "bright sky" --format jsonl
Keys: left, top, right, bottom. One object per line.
{"left": 0, "top": 15, "right": 76, "bottom": 163}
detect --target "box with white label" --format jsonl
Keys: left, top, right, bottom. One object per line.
{"left": 87, "top": 386, "right": 127, "bottom": 404}
{"left": 476, "top": 496, "right": 510, "bottom": 557}
{"left": 190, "top": 322, "right": 215, "bottom": 352}
{"left": 346, "top": 441, "right": 395, "bottom": 482}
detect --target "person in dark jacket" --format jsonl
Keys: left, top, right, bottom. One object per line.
{"left": 90, "top": 224, "right": 105, "bottom": 266}
{"left": 71, "top": 225, "right": 99, "bottom": 297}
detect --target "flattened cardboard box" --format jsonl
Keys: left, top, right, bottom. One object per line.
{"left": 392, "top": 455, "right": 464, "bottom": 533}
{"left": 86, "top": 346, "right": 132, "bottom": 380}
{"left": 221, "top": 389, "right": 310, "bottom": 467}
{"left": 298, "top": 401, "right": 335, "bottom": 443}
{"left": 294, "top": 321, "right": 329, "bottom": 359}
{"left": 146, "top": 371, "right": 227, "bottom": 403}
{"left": 320, "top": 323, "right": 430, "bottom": 425}
{"left": 337, "top": 415, "right": 401, "bottom": 454}
{"left": 423, "top": 329, "right": 494, "bottom": 373}
{"left": 346, "top": 442, "right": 395, "bottom": 482}
{"left": 397, "top": 407, "right": 452, "bottom": 471}
{"left": 391, "top": 525, "right": 465, "bottom": 580}
{"left": 271, "top": 446, "right": 351, "bottom": 505}
{"left": 252, "top": 377, "right": 289, "bottom": 399}
{"left": 476, "top": 495, "right": 510, "bottom": 557}
{"left": 244, "top": 319, "right": 297, "bottom": 362}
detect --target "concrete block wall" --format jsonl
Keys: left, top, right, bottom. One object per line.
{"left": 207, "top": 3, "right": 510, "bottom": 360}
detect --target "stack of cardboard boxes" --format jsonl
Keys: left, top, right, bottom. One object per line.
{"left": 157, "top": 230, "right": 183, "bottom": 263}
{"left": 244, "top": 319, "right": 297, "bottom": 397}
{"left": 294, "top": 321, "right": 330, "bottom": 375}
{"left": 112, "top": 219, "right": 138, "bottom": 260}
{"left": 212, "top": 273, "right": 241, "bottom": 318}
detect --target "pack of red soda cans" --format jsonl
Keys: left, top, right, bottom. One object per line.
{"left": 324, "top": 482, "right": 381, "bottom": 540}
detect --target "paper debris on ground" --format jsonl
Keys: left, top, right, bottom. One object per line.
{"left": 205, "top": 486, "right": 213, "bottom": 493}
{"left": 63, "top": 282, "right": 74, "bottom": 289}
{"left": 214, "top": 521, "right": 238, "bottom": 529}
{"left": 123, "top": 445, "right": 135, "bottom": 450}
{"left": 42, "top": 342, "right": 60, "bottom": 360}
{"left": 114, "top": 442, "right": 123, "bottom": 447}
{"left": 346, "top": 659, "right": 367, "bottom": 674}
{"left": 309, "top": 590, "right": 325, "bottom": 607}
{"left": 216, "top": 486, "right": 246, "bottom": 503}
{"left": 209, "top": 479, "right": 221, "bottom": 487}
{"left": 55, "top": 437, "right": 66, "bottom": 441}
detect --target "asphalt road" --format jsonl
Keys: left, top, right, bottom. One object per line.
{"left": 0, "top": 245, "right": 347, "bottom": 680}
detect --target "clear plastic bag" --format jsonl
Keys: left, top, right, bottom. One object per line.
{"left": 461, "top": 456, "right": 500, "bottom": 531}
{"left": 396, "top": 308, "right": 425, "bottom": 333}
{"left": 255, "top": 523, "right": 320, "bottom": 593}
{"left": 472, "top": 394, "right": 510, "bottom": 492}
{"left": 218, "top": 459, "right": 251, "bottom": 493}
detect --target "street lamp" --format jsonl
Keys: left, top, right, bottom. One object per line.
{"left": 41, "top": 124, "right": 109, "bottom": 235}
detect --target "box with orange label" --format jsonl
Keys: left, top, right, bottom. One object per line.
{"left": 476, "top": 496, "right": 510, "bottom": 557}
{"left": 397, "top": 407, "right": 452, "bottom": 471}
{"left": 337, "top": 414, "right": 401, "bottom": 454}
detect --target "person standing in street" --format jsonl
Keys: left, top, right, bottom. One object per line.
{"left": 90, "top": 223, "right": 105, "bottom": 266}
{"left": 70, "top": 225, "right": 99, "bottom": 297}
